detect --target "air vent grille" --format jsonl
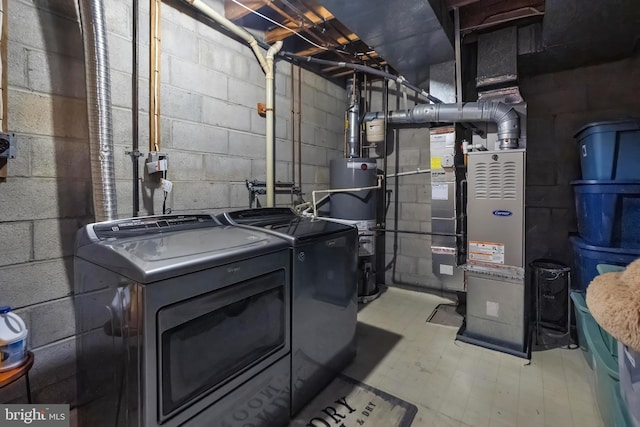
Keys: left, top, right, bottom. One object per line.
{"left": 473, "top": 162, "right": 488, "bottom": 199}
{"left": 472, "top": 160, "right": 518, "bottom": 200}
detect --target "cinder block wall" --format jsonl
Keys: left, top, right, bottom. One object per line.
{"left": 365, "top": 81, "right": 442, "bottom": 292}
{"left": 373, "top": 55, "right": 640, "bottom": 292}
{"left": 0, "top": 0, "right": 344, "bottom": 404}
{"left": 520, "top": 55, "right": 640, "bottom": 266}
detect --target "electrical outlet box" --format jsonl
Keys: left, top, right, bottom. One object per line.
{"left": 0, "top": 133, "right": 17, "bottom": 159}
{"left": 146, "top": 152, "right": 168, "bottom": 174}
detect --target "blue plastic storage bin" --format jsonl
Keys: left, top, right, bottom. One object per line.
{"left": 569, "top": 236, "right": 640, "bottom": 291}
{"left": 575, "top": 119, "right": 640, "bottom": 180}
{"left": 572, "top": 181, "right": 640, "bottom": 249}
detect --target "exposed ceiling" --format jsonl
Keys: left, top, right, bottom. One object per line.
{"left": 224, "top": 0, "right": 639, "bottom": 86}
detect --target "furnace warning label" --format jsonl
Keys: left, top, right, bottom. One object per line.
{"left": 469, "top": 241, "right": 505, "bottom": 264}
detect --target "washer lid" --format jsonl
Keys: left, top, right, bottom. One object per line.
{"left": 76, "top": 222, "right": 288, "bottom": 283}
{"left": 222, "top": 208, "right": 356, "bottom": 241}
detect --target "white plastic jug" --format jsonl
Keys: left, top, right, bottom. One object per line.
{"left": 0, "top": 306, "right": 28, "bottom": 371}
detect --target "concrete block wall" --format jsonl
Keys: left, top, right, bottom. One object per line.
{"left": 0, "top": 0, "right": 344, "bottom": 404}
{"left": 520, "top": 55, "right": 640, "bottom": 266}
{"left": 366, "top": 81, "right": 443, "bottom": 292}
{"left": 375, "top": 55, "right": 640, "bottom": 293}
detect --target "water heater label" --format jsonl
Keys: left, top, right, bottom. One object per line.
{"left": 469, "top": 241, "right": 505, "bottom": 264}
{"left": 431, "top": 184, "right": 448, "bottom": 200}
{"left": 347, "top": 162, "right": 376, "bottom": 170}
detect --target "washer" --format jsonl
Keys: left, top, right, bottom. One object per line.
{"left": 74, "top": 214, "right": 292, "bottom": 427}
{"left": 218, "top": 208, "right": 358, "bottom": 415}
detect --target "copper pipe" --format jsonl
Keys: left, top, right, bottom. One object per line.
{"left": 0, "top": 0, "right": 7, "bottom": 178}
{"left": 297, "top": 65, "right": 302, "bottom": 191}
{"left": 150, "top": 0, "right": 161, "bottom": 152}
{"left": 1, "top": 0, "right": 7, "bottom": 132}
{"left": 291, "top": 62, "right": 295, "bottom": 187}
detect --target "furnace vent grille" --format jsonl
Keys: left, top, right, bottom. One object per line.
{"left": 472, "top": 160, "right": 518, "bottom": 200}
{"left": 474, "top": 162, "right": 488, "bottom": 199}
{"left": 502, "top": 161, "right": 517, "bottom": 200}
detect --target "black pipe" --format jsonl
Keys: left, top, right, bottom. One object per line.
{"left": 382, "top": 72, "right": 389, "bottom": 222}
{"left": 281, "top": 52, "right": 443, "bottom": 104}
{"left": 376, "top": 71, "right": 390, "bottom": 286}
{"left": 375, "top": 228, "right": 463, "bottom": 237}
{"left": 389, "top": 90, "right": 401, "bottom": 278}
{"left": 132, "top": 0, "right": 140, "bottom": 216}
{"left": 459, "top": 179, "right": 467, "bottom": 258}
{"left": 385, "top": 93, "right": 447, "bottom": 296}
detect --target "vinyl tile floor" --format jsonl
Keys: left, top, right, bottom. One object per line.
{"left": 342, "top": 287, "right": 602, "bottom": 427}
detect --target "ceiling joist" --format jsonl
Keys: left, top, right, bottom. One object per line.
{"left": 223, "top": 0, "right": 264, "bottom": 21}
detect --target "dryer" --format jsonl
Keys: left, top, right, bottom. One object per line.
{"left": 218, "top": 208, "right": 358, "bottom": 415}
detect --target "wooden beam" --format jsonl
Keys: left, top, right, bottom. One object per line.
{"left": 295, "top": 46, "right": 326, "bottom": 56}
{"left": 265, "top": 18, "right": 326, "bottom": 43}
{"left": 321, "top": 65, "right": 342, "bottom": 72}
{"left": 223, "top": 0, "right": 264, "bottom": 21}
{"left": 331, "top": 69, "right": 355, "bottom": 78}
{"left": 264, "top": 18, "right": 358, "bottom": 45}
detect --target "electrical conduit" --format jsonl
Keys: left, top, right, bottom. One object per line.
{"left": 78, "top": 0, "right": 117, "bottom": 221}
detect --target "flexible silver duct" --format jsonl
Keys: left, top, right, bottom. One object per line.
{"left": 79, "top": 0, "right": 117, "bottom": 221}
{"left": 364, "top": 101, "right": 520, "bottom": 149}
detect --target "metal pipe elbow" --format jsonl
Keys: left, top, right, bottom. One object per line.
{"left": 489, "top": 102, "right": 520, "bottom": 147}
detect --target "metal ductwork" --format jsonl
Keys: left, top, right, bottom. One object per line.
{"left": 346, "top": 77, "right": 360, "bottom": 157}
{"left": 364, "top": 102, "right": 521, "bottom": 149}
{"left": 79, "top": 0, "right": 117, "bottom": 221}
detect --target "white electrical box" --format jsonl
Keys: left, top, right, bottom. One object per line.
{"left": 146, "top": 153, "right": 168, "bottom": 174}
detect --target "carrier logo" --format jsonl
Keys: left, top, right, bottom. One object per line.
{"left": 492, "top": 210, "right": 513, "bottom": 217}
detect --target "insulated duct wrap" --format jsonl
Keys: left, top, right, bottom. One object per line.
{"left": 365, "top": 101, "right": 520, "bottom": 148}
{"left": 79, "top": 0, "right": 117, "bottom": 221}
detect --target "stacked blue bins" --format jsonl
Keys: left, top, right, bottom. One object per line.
{"left": 570, "top": 119, "right": 640, "bottom": 427}
{"left": 571, "top": 120, "right": 640, "bottom": 291}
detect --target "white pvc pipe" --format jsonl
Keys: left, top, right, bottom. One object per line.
{"left": 311, "top": 175, "right": 383, "bottom": 217}
{"left": 265, "top": 41, "right": 283, "bottom": 206}
{"left": 386, "top": 168, "right": 431, "bottom": 178}
{"left": 184, "top": 0, "right": 283, "bottom": 206}
{"left": 185, "top": 0, "right": 268, "bottom": 73}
